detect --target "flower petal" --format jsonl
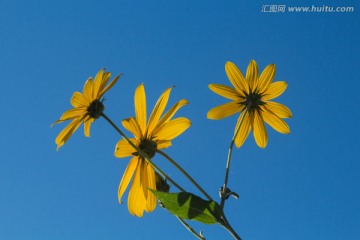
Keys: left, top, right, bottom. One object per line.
{"left": 246, "top": 60, "right": 259, "bottom": 91}
{"left": 128, "top": 161, "right": 146, "bottom": 217}
{"left": 225, "top": 62, "right": 248, "bottom": 94}
{"left": 155, "top": 117, "right": 191, "bottom": 141}
{"left": 115, "top": 138, "right": 138, "bottom": 158}
{"left": 234, "top": 111, "right": 251, "bottom": 148}
{"left": 92, "top": 68, "right": 105, "bottom": 99}
{"left": 145, "top": 162, "right": 156, "bottom": 212}
{"left": 83, "top": 78, "right": 94, "bottom": 102}
{"left": 262, "top": 106, "right": 290, "bottom": 134}
{"left": 147, "top": 87, "right": 172, "bottom": 135}
{"left": 262, "top": 81, "right": 287, "bottom": 101}
{"left": 134, "top": 84, "right": 147, "bottom": 135}
{"left": 207, "top": 101, "right": 242, "bottom": 120}
{"left": 156, "top": 140, "right": 172, "bottom": 150}
{"left": 122, "top": 117, "right": 142, "bottom": 139}
{"left": 208, "top": 84, "right": 243, "bottom": 100}
{"left": 52, "top": 108, "right": 86, "bottom": 125}
{"left": 252, "top": 110, "right": 268, "bottom": 148}
{"left": 98, "top": 71, "right": 110, "bottom": 94}
{"left": 265, "top": 102, "right": 292, "bottom": 118}
{"left": 118, "top": 157, "right": 138, "bottom": 203}
{"left": 55, "top": 117, "right": 83, "bottom": 150}
{"left": 83, "top": 118, "right": 94, "bottom": 137}
{"left": 99, "top": 74, "right": 121, "bottom": 98}
{"left": 258, "top": 64, "right": 275, "bottom": 93}
{"left": 152, "top": 99, "right": 188, "bottom": 134}
{"left": 71, "top": 92, "right": 89, "bottom": 108}
{"left": 140, "top": 159, "right": 149, "bottom": 199}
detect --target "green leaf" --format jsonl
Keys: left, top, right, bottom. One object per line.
{"left": 150, "top": 190, "right": 223, "bottom": 224}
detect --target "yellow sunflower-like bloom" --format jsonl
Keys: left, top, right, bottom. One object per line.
{"left": 52, "top": 69, "right": 120, "bottom": 150}
{"left": 115, "top": 84, "right": 191, "bottom": 217}
{"left": 207, "top": 60, "right": 292, "bottom": 148}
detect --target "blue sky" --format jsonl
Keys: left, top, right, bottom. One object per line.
{"left": 0, "top": 0, "right": 359, "bottom": 239}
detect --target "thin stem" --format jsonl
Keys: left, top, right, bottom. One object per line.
{"left": 102, "top": 113, "right": 241, "bottom": 239}
{"left": 177, "top": 217, "right": 206, "bottom": 240}
{"left": 102, "top": 113, "right": 207, "bottom": 238}
{"left": 101, "top": 113, "right": 186, "bottom": 192}
{"left": 220, "top": 215, "right": 242, "bottom": 240}
{"left": 220, "top": 110, "right": 247, "bottom": 209}
{"left": 157, "top": 138, "right": 242, "bottom": 240}
{"left": 157, "top": 150, "right": 213, "bottom": 202}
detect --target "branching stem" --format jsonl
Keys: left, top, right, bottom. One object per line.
{"left": 220, "top": 110, "right": 248, "bottom": 209}
{"left": 177, "top": 217, "right": 206, "bottom": 240}
{"left": 157, "top": 149, "right": 213, "bottom": 202}
{"left": 101, "top": 113, "right": 242, "bottom": 240}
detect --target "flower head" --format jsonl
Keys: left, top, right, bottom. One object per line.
{"left": 207, "top": 60, "right": 292, "bottom": 148}
{"left": 115, "top": 84, "right": 191, "bottom": 217}
{"left": 52, "top": 69, "right": 120, "bottom": 150}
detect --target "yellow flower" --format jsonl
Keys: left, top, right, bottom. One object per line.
{"left": 115, "top": 84, "right": 191, "bottom": 217}
{"left": 207, "top": 60, "right": 292, "bottom": 148}
{"left": 52, "top": 69, "right": 120, "bottom": 150}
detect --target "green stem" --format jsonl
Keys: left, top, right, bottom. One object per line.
{"left": 220, "top": 110, "right": 247, "bottom": 209}
{"left": 177, "top": 217, "right": 206, "bottom": 240}
{"left": 157, "top": 143, "right": 242, "bottom": 240}
{"left": 102, "top": 113, "right": 241, "bottom": 240}
{"left": 101, "top": 113, "right": 186, "bottom": 192}
{"left": 220, "top": 213, "right": 242, "bottom": 240}
{"left": 157, "top": 150, "right": 213, "bottom": 202}
{"left": 102, "top": 113, "right": 207, "bottom": 239}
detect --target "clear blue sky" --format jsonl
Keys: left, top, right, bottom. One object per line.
{"left": 1, "top": 0, "right": 359, "bottom": 239}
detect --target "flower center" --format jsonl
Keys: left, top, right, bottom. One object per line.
{"left": 87, "top": 99, "right": 105, "bottom": 119}
{"left": 244, "top": 91, "right": 263, "bottom": 112}
{"left": 135, "top": 138, "right": 158, "bottom": 159}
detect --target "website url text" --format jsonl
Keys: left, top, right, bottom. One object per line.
{"left": 261, "top": 5, "right": 355, "bottom": 13}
